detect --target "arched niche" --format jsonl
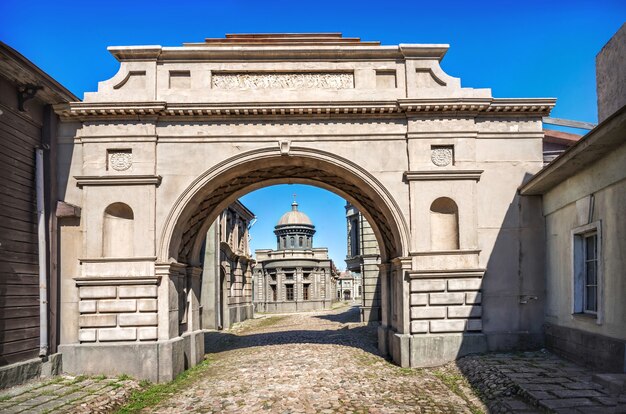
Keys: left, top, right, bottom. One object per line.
{"left": 102, "top": 202, "right": 134, "bottom": 257}
{"left": 430, "top": 197, "right": 459, "bottom": 250}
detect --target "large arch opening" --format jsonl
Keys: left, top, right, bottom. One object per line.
{"left": 161, "top": 147, "right": 409, "bottom": 267}
{"left": 159, "top": 146, "right": 410, "bottom": 359}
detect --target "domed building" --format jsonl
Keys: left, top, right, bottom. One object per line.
{"left": 254, "top": 200, "right": 337, "bottom": 313}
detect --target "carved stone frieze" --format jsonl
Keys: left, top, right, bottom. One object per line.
{"left": 212, "top": 72, "right": 354, "bottom": 90}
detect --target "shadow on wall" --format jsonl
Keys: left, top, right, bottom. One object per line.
{"left": 479, "top": 172, "right": 545, "bottom": 353}
{"left": 204, "top": 306, "right": 381, "bottom": 357}
{"left": 450, "top": 171, "right": 545, "bottom": 361}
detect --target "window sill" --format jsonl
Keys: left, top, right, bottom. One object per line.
{"left": 572, "top": 312, "right": 599, "bottom": 323}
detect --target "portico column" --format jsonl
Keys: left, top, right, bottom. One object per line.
{"left": 377, "top": 262, "right": 391, "bottom": 356}
{"left": 156, "top": 262, "right": 186, "bottom": 341}
{"left": 388, "top": 257, "right": 412, "bottom": 367}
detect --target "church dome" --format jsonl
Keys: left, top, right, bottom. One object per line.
{"left": 276, "top": 201, "right": 314, "bottom": 227}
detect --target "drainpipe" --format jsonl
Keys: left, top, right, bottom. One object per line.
{"left": 36, "top": 148, "right": 48, "bottom": 358}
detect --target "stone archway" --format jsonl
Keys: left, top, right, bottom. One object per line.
{"left": 156, "top": 146, "right": 411, "bottom": 372}
{"left": 55, "top": 33, "right": 553, "bottom": 383}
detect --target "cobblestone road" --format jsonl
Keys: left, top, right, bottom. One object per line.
{"left": 148, "top": 305, "right": 484, "bottom": 413}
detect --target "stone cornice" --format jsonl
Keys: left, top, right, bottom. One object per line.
{"left": 408, "top": 269, "right": 485, "bottom": 279}
{"left": 75, "top": 175, "right": 162, "bottom": 187}
{"left": 404, "top": 170, "right": 483, "bottom": 181}
{"left": 79, "top": 256, "right": 157, "bottom": 263}
{"left": 107, "top": 44, "right": 450, "bottom": 62}
{"left": 55, "top": 98, "right": 555, "bottom": 120}
{"left": 74, "top": 276, "right": 161, "bottom": 286}
{"left": 399, "top": 98, "right": 555, "bottom": 115}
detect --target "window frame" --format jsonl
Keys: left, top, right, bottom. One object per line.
{"left": 285, "top": 284, "right": 294, "bottom": 301}
{"left": 571, "top": 221, "right": 603, "bottom": 324}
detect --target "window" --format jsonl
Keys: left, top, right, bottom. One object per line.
{"left": 303, "top": 284, "right": 309, "bottom": 300}
{"left": 285, "top": 272, "right": 294, "bottom": 280}
{"left": 299, "top": 236, "right": 303, "bottom": 247}
{"left": 290, "top": 237, "right": 295, "bottom": 248}
{"left": 573, "top": 222, "right": 602, "bottom": 321}
{"left": 286, "top": 285, "right": 294, "bottom": 301}
{"left": 271, "top": 285, "right": 277, "bottom": 301}
{"left": 350, "top": 218, "right": 360, "bottom": 257}
{"left": 584, "top": 234, "right": 598, "bottom": 313}
{"left": 358, "top": 286, "right": 362, "bottom": 297}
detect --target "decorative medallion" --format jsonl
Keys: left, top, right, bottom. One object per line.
{"left": 431, "top": 146, "right": 453, "bottom": 167}
{"left": 212, "top": 72, "right": 354, "bottom": 90}
{"left": 108, "top": 151, "right": 132, "bottom": 171}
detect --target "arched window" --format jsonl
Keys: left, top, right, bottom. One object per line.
{"left": 102, "top": 202, "right": 134, "bottom": 257}
{"left": 299, "top": 236, "right": 303, "bottom": 247}
{"left": 290, "top": 236, "right": 295, "bottom": 248}
{"left": 430, "top": 197, "right": 459, "bottom": 250}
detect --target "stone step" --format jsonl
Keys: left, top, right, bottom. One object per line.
{"left": 592, "top": 373, "right": 626, "bottom": 395}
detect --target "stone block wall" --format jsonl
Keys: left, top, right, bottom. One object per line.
{"left": 409, "top": 277, "right": 482, "bottom": 334}
{"left": 77, "top": 284, "right": 158, "bottom": 343}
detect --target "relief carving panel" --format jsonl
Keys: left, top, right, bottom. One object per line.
{"left": 108, "top": 150, "right": 132, "bottom": 171}
{"left": 431, "top": 146, "right": 453, "bottom": 167}
{"left": 212, "top": 72, "right": 354, "bottom": 90}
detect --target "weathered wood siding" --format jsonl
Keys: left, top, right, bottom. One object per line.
{"left": 0, "top": 102, "right": 41, "bottom": 365}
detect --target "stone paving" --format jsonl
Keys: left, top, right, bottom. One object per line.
{"left": 0, "top": 374, "right": 140, "bottom": 413}
{"left": 3, "top": 304, "right": 625, "bottom": 413}
{"left": 459, "top": 351, "right": 626, "bottom": 413}
{"left": 147, "top": 305, "right": 485, "bottom": 413}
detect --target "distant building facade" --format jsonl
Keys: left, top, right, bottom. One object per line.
{"left": 254, "top": 201, "right": 336, "bottom": 313}
{"left": 336, "top": 271, "right": 362, "bottom": 301}
{"left": 201, "top": 201, "right": 255, "bottom": 330}
{"left": 345, "top": 202, "right": 381, "bottom": 322}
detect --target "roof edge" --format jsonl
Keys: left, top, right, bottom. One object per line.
{"left": 0, "top": 41, "right": 79, "bottom": 103}
{"left": 520, "top": 105, "right": 626, "bottom": 195}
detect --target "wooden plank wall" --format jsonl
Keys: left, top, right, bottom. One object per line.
{"left": 0, "top": 104, "right": 41, "bottom": 365}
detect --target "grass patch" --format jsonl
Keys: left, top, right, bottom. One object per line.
{"left": 253, "top": 316, "right": 287, "bottom": 329}
{"left": 114, "top": 356, "right": 214, "bottom": 414}
{"left": 68, "top": 375, "right": 86, "bottom": 385}
{"left": 433, "top": 369, "right": 485, "bottom": 414}
{"left": 0, "top": 395, "right": 12, "bottom": 402}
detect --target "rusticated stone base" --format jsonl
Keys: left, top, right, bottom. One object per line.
{"left": 545, "top": 322, "right": 626, "bottom": 373}
{"left": 409, "top": 333, "right": 487, "bottom": 367}
{"left": 0, "top": 353, "right": 62, "bottom": 389}
{"left": 256, "top": 300, "right": 332, "bottom": 314}
{"left": 59, "top": 330, "right": 205, "bottom": 383}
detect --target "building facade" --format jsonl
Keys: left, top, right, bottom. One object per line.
{"left": 345, "top": 202, "right": 381, "bottom": 322}
{"left": 51, "top": 33, "right": 558, "bottom": 381}
{"left": 336, "top": 271, "right": 362, "bottom": 302}
{"left": 0, "top": 42, "right": 77, "bottom": 387}
{"left": 520, "top": 24, "right": 626, "bottom": 373}
{"left": 200, "top": 201, "right": 255, "bottom": 330}
{"left": 254, "top": 200, "right": 336, "bottom": 313}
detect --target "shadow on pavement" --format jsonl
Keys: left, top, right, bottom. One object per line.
{"left": 204, "top": 306, "right": 381, "bottom": 356}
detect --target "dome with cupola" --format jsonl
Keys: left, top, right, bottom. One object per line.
{"left": 276, "top": 201, "right": 314, "bottom": 227}
{"left": 274, "top": 200, "right": 316, "bottom": 250}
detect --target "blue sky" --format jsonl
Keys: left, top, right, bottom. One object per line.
{"left": 240, "top": 185, "right": 347, "bottom": 267}
{"left": 1, "top": 1, "right": 623, "bottom": 267}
